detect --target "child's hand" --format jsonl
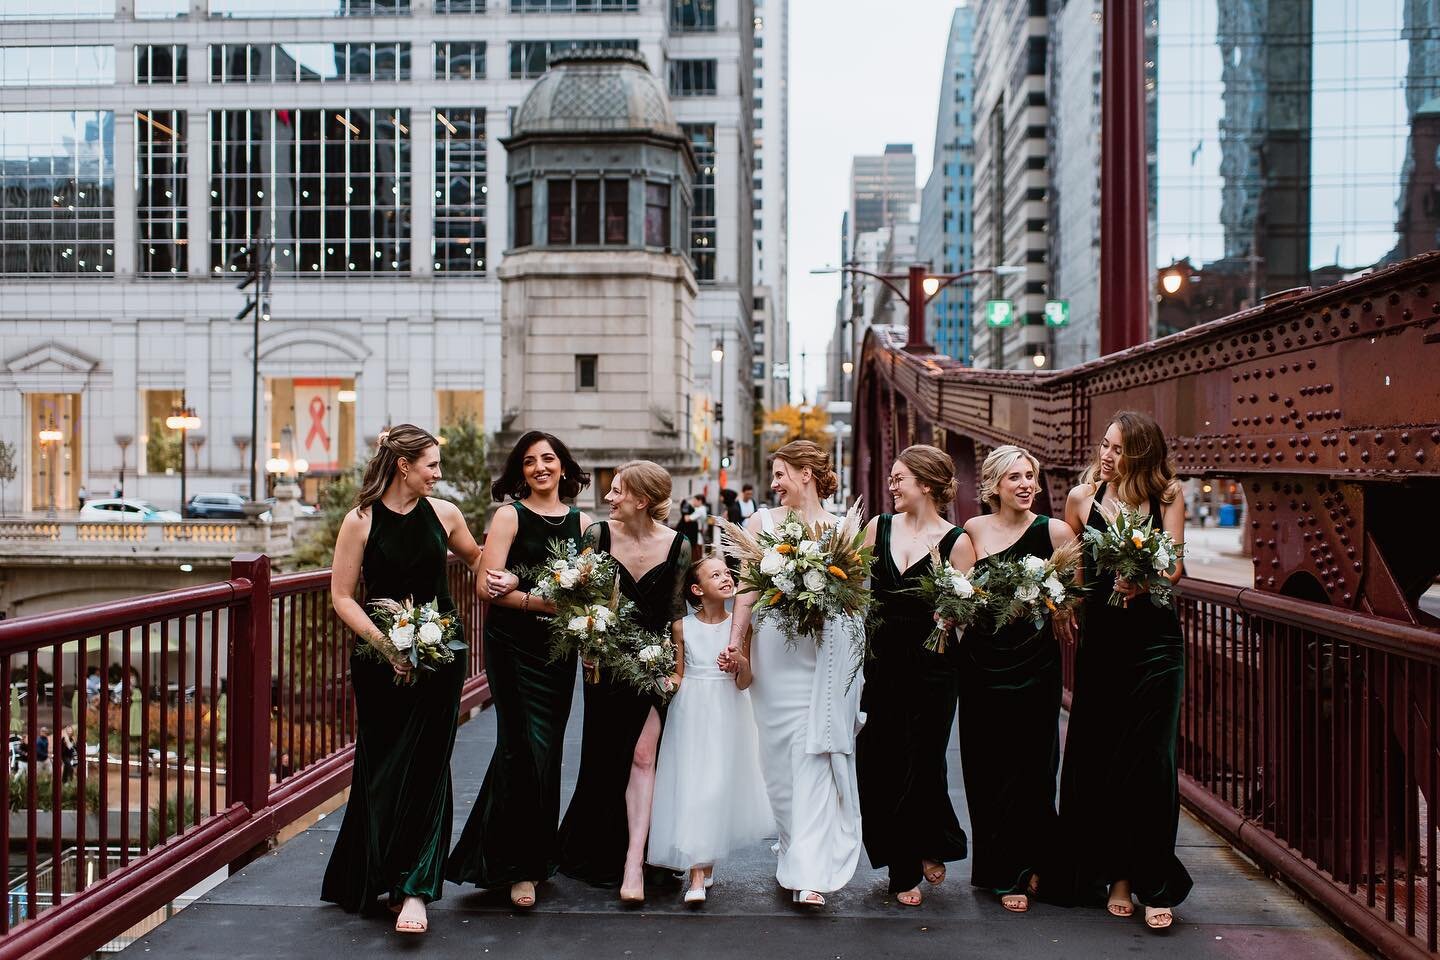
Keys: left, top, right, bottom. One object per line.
{"left": 663, "top": 673, "right": 682, "bottom": 693}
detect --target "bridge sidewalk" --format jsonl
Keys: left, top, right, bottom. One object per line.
{"left": 121, "top": 684, "right": 1367, "bottom": 960}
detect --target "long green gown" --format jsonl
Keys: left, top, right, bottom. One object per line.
{"left": 955, "top": 515, "right": 1062, "bottom": 896}
{"left": 1057, "top": 483, "right": 1192, "bottom": 908}
{"left": 557, "top": 522, "right": 689, "bottom": 886}
{"left": 321, "top": 496, "right": 465, "bottom": 914}
{"left": 447, "top": 501, "right": 582, "bottom": 889}
{"left": 856, "top": 515, "right": 969, "bottom": 894}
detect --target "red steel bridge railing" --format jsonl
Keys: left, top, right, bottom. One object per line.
{"left": 0, "top": 552, "right": 489, "bottom": 960}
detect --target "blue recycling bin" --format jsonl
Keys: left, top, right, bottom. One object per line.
{"left": 1217, "top": 503, "right": 1238, "bottom": 527}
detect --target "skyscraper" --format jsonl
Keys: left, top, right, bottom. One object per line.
{"left": 751, "top": 0, "right": 790, "bottom": 416}
{"left": 849, "top": 143, "right": 917, "bottom": 250}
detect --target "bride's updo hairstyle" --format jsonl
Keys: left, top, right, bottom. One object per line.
{"left": 355, "top": 424, "right": 438, "bottom": 515}
{"left": 773, "top": 439, "right": 839, "bottom": 500}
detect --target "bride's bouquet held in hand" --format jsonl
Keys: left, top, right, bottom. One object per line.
{"left": 716, "top": 500, "right": 874, "bottom": 650}
{"left": 912, "top": 545, "right": 987, "bottom": 654}
{"left": 1081, "top": 507, "right": 1183, "bottom": 608}
{"left": 979, "top": 540, "right": 1085, "bottom": 634}
{"left": 365, "top": 597, "right": 465, "bottom": 684}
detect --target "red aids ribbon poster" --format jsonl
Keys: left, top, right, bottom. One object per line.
{"left": 293, "top": 379, "right": 340, "bottom": 471}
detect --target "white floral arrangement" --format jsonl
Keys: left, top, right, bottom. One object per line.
{"left": 978, "top": 541, "right": 1085, "bottom": 633}
{"left": 911, "top": 544, "right": 988, "bottom": 654}
{"left": 365, "top": 597, "right": 465, "bottom": 684}
{"left": 1081, "top": 507, "right": 1184, "bottom": 608}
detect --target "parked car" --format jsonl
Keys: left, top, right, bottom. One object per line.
{"left": 78, "top": 498, "right": 182, "bottom": 523}
{"left": 185, "top": 492, "right": 247, "bottom": 520}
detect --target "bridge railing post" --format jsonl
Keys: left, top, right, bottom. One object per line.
{"left": 228, "top": 554, "right": 272, "bottom": 829}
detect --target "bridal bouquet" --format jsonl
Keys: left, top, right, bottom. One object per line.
{"left": 716, "top": 500, "right": 874, "bottom": 649}
{"left": 607, "top": 632, "right": 680, "bottom": 702}
{"left": 979, "top": 540, "right": 1085, "bottom": 633}
{"left": 365, "top": 597, "right": 465, "bottom": 684}
{"left": 912, "top": 545, "right": 987, "bottom": 654}
{"left": 1081, "top": 508, "right": 1183, "bottom": 608}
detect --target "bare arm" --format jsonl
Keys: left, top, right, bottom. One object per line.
{"left": 732, "top": 625, "right": 754, "bottom": 690}
{"left": 862, "top": 515, "right": 880, "bottom": 551}
{"left": 725, "top": 510, "right": 767, "bottom": 654}
{"left": 1063, "top": 483, "right": 1094, "bottom": 537}
{"left": 431, "top": 497, "right": 483, "bottom": 573}
{"left": 1048, "top": 517, "right": 1079, "bottom": 643}
{"left": 670, "top": 619, "right": 685, "bottom": 688}
{"left": 1161, "top": 483, "right": 1186, "bottom": 584}
{"left": 480, "top": 505, "right": 556, "bottom": 615}
{"left": 331, "top": 509, "right": 405, "bottom": 674}
{"left": 948, "top": 529, "right": 979, "bottom": 576}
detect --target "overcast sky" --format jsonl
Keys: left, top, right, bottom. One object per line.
{"left": 786, "top": 0, "right": 963, "bottom": 403}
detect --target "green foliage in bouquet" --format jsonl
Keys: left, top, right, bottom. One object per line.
{"left": 1080, "top": 507, "right": 1184, "bottom": 607}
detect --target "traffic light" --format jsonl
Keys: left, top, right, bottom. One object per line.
{"left": 714, "top": 401, "right": 724, "bottom": 423}
{"left": 234, "top": 240, "right": 272, "bottom": 322}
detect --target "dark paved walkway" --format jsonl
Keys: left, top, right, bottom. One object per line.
{"left": 123, "top": 683, "right": 1367, "bottom": 959}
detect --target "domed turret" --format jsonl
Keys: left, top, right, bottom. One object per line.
{"left": 512, "top": 49, "right": 679, "bottom": 139}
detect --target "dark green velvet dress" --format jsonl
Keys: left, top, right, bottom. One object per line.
{"left": 558, "top": 522, "right": 689, "bottom": 886}
{"left": 321, "top": 496, "right": 464, "bottom": 914}
{"left": 1057, "top": 483, "right": 1192, "bottom": 908}
{"left": 956, "top": 515, "right": 1062, "bottom": 896}
{"left": 856, "top": 515, "right": 969, "bottom": 894}
{"left": 447, "top": 501, "right": 582, "bottom": 889}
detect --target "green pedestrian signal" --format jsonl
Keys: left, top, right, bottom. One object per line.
{"left": 984, "top": 299, "right": 1015, "bottom": 328}
{"left": 1044, "top": 299, "right": 1070, "bottom": 327}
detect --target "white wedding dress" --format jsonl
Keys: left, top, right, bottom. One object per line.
{"left": 648, "top": 613, "right": 774, "bottom": 871}
{"left": 748, "top": 508, "right": 866, "bottom": 894}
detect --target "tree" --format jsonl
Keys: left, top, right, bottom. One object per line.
{"left": 763, "top": 404, "right": 830, "bottom": 452}
{"left": 437, "top": 415, "right": 491, "bottom": 537}
{"left": 0, "top": 440, "right": 15, "bottom": 517}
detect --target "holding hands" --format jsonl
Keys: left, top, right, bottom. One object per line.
{"left": 486, "top": 568, "right": 519, "bottom": 599}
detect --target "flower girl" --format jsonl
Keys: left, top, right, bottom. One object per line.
{"left": 648, "top": 556, "right": 773, "bottom": 904}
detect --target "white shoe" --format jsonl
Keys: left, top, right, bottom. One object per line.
{"left": 792, "top": 889, "right": 825, "bottom": 907}
{"left": 684, "top": 886, "right": 707, "bottom": 905}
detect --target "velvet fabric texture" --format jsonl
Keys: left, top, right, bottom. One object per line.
{"left": 955, "top": 516, "right": 1063, "bottom": 896}
{"left": 1055, "top": 484, "right": 1193, "bottom": 909}
{"left": 321, "top": 497, "right": 464, "bottom": 913}
{"left": 447, "top": 501, "right": 582, "bottom": 889}
{"left": 856, "top": 515, "right": 969, "bottom": 894}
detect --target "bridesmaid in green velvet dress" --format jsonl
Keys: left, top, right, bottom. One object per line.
{"left": 447, "top": 431, "right": 593, "bottom": 909}
{"left": 1059, "top": 411, "right": 1191, "bottom": 931}
{"left": 322, "top": 424, "right": 483, "bottom": 935}
{"left": 951, "top": 445, "right": 1078, "bottom": 913}
{"left": 856, "top": 444, "right": 968, "bottom": 907}
{"left": 558, "top": 461, "right": 688, "bottom": 901}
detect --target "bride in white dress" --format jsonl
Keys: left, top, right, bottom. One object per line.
{"left": 720, "top": 440, "right": 866, "bottom": 907}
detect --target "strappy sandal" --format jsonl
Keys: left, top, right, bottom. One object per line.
{"left": 922, "top": 860, "right": 946, "bottom": 885}
{"left": 1107, "top": 889, "right": 1134, "bottom": 917}
{"left": 896, "top": 887, "right": 922, "bottom": 906}
{"left": 1000, "top": 892, "right": 1029, "bottom": 912}
{"left": 510, "top": 881, "right": 536, "bottom": 909}
{"left": 393, "top": 899, "right": 427, "bottom": 934}
{"left": 1144, "top": 906, "right": 1174, "bottom": 930}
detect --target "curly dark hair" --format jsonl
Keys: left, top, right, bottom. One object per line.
{"left": 491, "top": 430, "right": 591, "bottom": 503}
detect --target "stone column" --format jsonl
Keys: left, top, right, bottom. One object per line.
{"left": 189, "top": 108, "right": 211, "bottom": 277}
{"left": 113, "top": 110, "right": 136, "bottom": 277}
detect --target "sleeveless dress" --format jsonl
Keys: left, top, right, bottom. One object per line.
{"left": 447, "top": 501, "right": 582, "bottom": 889}
{"left": 955, "top": 515, "right": 1062, "bottom": 896}
{"left": 647, "top": 612, "right": 774, "bottom": 871}
{"left": 321, "top": 497, "right": 464, "bottom": 913}
{"left": 856, "top": 515, "right": 969, "bottom": 893}
{"left": 557, "top": 522, "right": 690, "bottom": 886}
{"left": 748, "top": 508, "right": 865, "bottom": 894}
{"left": 1056, "top": 483, "right": 1193, "bottom": 908}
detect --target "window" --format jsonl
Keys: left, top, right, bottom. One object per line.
{"left": 547, "top": 180, "right": 572, "bottom": 244}
{"left": 576, "top": 355, "right": 598, "bottom": 391}
{"left": 209, "top": 108, "right": 410, "bottom": 275}
{"left": 434, "top": 108, "right": 486, "bottom": 273}
{"left": 208, "top": 0, "right": 411, "bottom": 16}
{"left": 670, "top": 0, "right": 714, "bottom": 31}
{"left": 142, "top": 389, "right": 184, "bottom": 475}
{"left": 544, "top": 179, "right": 630, "bottom": 246}
{"left": 668, "top": 58, "right": 716, "bottom": 97}
{"left": 575, "top": 179, "right": 600, "bottom": 244}
{"left": 436, "top": 0, "right": 485, "bottom": 10}
{"left": 135, "top": 44, "right": 186, "bottom": 83}
{"left": 682, "top": 123, "right": 715, "bottom": 280}
{"left": 752, "top": 296, "right": 764, "bottom": 310}
{"left": 137, "top": 110, "right": 187, "bottom": 275}
{"left": 604, "top": 178, "right": 628, "bottom": 244}
{"left": 509, "top": 38, "right": 638, "bottom": 79}
{"left": 514, "top": 181, "right": 533, "bottom": 246}
{"left": 644, "top": 182, "right": 670, "bottom": 247}
{"left": 434, "top": 41, "right": 485, "bottom": 80}
{"left": 437, "top": 390, "right": 485, "bottom": 427}
{"left": 1, "top": 0, "right": 114, "bottom": 19}
{"left": 0, "top": 111, "right": 115, "bottom": 275}
{"left": 209, "top": 42, "right": 411, "bottom": 82}
{"left": 510, "top": 0, "right": 637, "bottom": 9}
{"left": 0, "top": 45, "right": 114, "bottom": 86}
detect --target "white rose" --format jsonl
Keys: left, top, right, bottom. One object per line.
{"left": 773, "top": 575, "right": 796, "bottom": 595}
{"left": 551, "top": 559, "right": 568, "bottom": 571}
{"left": 1043, "top": 576, "right": 1065, "bottom": 601}
{"left": 422, "top": 607, "right": 441, "bottom": 622}
{"left": 759, "top": 550, "right": 786, "bottom": 576}
{"left": 784, "top": 521, "right": 804, "bottom": 539}
{"left": 595, "top": 606, "right": 616, "bottom": 624}
{"left": 557, "top": 567, "right": 580, "bottom": 589}
{"left": 637, "top": 644, "right": 664, "bottom": 663}
{"left": 1015, "top": 583, "right": 1040, "bottom": 603}
{"left": 803, "top": 568, "right": 828, "bottom": 593}
{"left": 418, "top": 622, "right": 443, "bottom": 646}
{"left": 1022, "top": 555, "right": 1046, "bottom": 576}
{"left": 1153, "top": 548, "right": 1172, "bottom": 572}
{"left": 389, "top": 623, "right": 415, "bottom": 651}
{"left": 948, "top": 573, "right": 975, "bottom": 598}
{"left": 798, "top": 539, "right": 822, "bottom": 556}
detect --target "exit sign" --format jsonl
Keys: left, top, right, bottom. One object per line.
{"left": 984, "top": 299, "right": 1015, "bottom": 327}
{"left": 1044, "top": 299, "right": 1070, "bottom": 327}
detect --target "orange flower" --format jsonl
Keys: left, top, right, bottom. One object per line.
{"left": 827, "top": 565, "right": 848, "bottom": 580}
{"left": 776, "top": 543, "right": 794, "bottom": 554}
{"left": 1130, "top": 533, "right": 1146, "bottom": 548}
{"left": 580, "top": 547, "right": 593, "bottom": 555}
{"left": 767, "top": 592, "right": 785, "bottom": 605}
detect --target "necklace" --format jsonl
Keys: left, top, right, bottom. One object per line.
{"left": 525, "top": 501, "right": 570, "bottom": 525}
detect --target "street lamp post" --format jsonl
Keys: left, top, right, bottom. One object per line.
{"left": 811, "top": 262, "right": 1026, "bottom": 360}
{"left": 166, "top": 393, "right": 202, "bottom": 517}
{"left": 114, "top": 434, "right": 132, "bottom": 499}
{"left": 711, "top": 339, "right": 725, "bottom": 527}
{"left": 38, "top": 423, "right": 63, "bottom": 517}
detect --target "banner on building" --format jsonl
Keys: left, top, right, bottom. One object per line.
{"left": 293, "top": 378, "right": 341, "bottom": 472}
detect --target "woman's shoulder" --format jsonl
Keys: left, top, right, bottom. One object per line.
{"left": 1067, "top": 480, "right": 1099, "bottom": 502}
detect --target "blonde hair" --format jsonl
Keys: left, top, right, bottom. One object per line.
{"left": 355, "top": 424, "right": 438, "bottom": 515}
{"left": 773, "top": 440, "right": 839, "bottom": 499}
{"left": 897, "top": 444, "right": 958, "bottom": 508}
{"left": 615, "top": 459, "right": 673, "bottom": 522}
{"left": 1086, "top": 411, "right": 1178, "bottom": 506}
{"left": 978, "top": 444, "right": 1040, "bottom": 509}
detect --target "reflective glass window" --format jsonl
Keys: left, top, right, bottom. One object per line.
{"left": 136, "top": 110, "right": 187, "bottom": 275}
{"left": 514, "top": 181, "right": 532, "bottom": 246}
{"left": 604, "top": 178, "right": 627, "bottom": 244}
{"left": 682, "top": 122, "right": 715, "bottom": 280}
{"left": 547, "top": 179, "right": 571, "bottom": 244}
{"left": 508, "top": 38, "right": 638, "bottom": 79}
{"left": 510, "top": 0, "right": 637, "bottom": 10}
{"left": 209, "top": 108, "right": 411, "bottom": 276}
{"left": 434, "top": 41, "right": 486, "bottom": 80}
{"left": 644, "top": 181, "right": 669, "bottom": 247}
{"left": 209, "top": 42, "right": 410, "bottom": 82}
{"left": 668, "top": 58, "right": 716, "bottom": 97}
{"left": 670, "top": 0, "right": 714, "bottom": 32}
{"left": 436, "top": 0, "right": 485, "bottom": 9}
{"left": 136, "top": 44, "right": 187, "bottom": 84}
{"left": 0, "top": 111, "right": 115, "bottom": 275}
{"left": 433, "top": 107, "right": 486, "bottom": 273}
{"left": 0, "top": 46, "right": 114, "bottom": 86}
{"left": 575, "top": 178, "right": 600, "bottom": 244}
{"left": 208, "top": 0, "right": 410, "bottom": 17}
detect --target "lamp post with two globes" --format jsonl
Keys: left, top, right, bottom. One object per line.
{"left": 166, "top": 394, "right": 202, "bottom": 517}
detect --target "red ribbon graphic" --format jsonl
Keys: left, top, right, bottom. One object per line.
{"left": 306, "top": 396, "right": 332, "bottom": 451}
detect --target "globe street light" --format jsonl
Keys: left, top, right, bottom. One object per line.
{"left": 166, "top": 394, "right": 202, "bottom": 517}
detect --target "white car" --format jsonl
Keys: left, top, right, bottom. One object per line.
{"left": 79, "top": 498, "right": 183, "bottom": 523}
